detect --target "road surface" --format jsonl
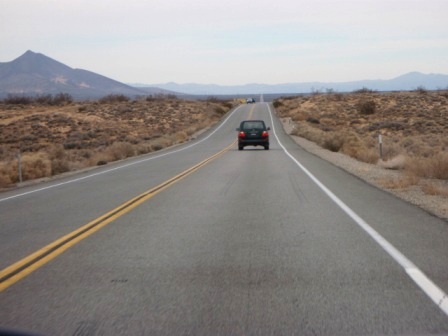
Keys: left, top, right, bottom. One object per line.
{"left": 1, "top": 102, "right": 447, "bottom": 335}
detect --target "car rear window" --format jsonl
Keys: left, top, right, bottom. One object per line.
{"left": 242, "top": 121, "right": 265, "bottom": 130}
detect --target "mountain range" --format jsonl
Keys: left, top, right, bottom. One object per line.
{"left": 144, "top": 72, "right": 448, "bottom": 95}
{"left": 1, "top": 51, "right": 447, "bottom": 99}
{"left": 0, "top": 51, "right": 167, "bottom": 99}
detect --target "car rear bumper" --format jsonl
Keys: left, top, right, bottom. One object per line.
{"left": 238, "top": 139, "right": 269, "bottom": 147}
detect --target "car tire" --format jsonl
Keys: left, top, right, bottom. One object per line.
{"left": 264, "top": 145, "right": 269, "bottom": 150}
{"left": 238, "top": 146, "right": 243, "bottom": 151}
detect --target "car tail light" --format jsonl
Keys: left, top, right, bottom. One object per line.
{"left": 238, "top": 131, "right": 246, "bottom": 138}
{"left": 262, "top": 131, "right": 269, "bottom": 137}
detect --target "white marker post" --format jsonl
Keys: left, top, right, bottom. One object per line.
{"left": 17, "top": 149, "right": 23, "bottom": 184}
{"left": 378, "top": 134, "right": 383, "bottom": 160}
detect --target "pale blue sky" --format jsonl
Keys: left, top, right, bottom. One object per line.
{"left": 1, "top": 0, "right": 447, "bottom": 85}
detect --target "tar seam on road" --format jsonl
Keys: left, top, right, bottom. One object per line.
{"left": 0, "top": 141, "right": 236, "bottom": 292}
{"left": 265, "top": 103, "right": 448, "bottom": 316}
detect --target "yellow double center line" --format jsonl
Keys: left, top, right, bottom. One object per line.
{"left": 0, "top": 141, "right": 236, "bottom": 292}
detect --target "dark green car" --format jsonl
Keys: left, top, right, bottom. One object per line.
{"left": 236, "top": 120, "right": 270, "bottom": 150}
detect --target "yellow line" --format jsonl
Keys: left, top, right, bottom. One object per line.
{"left": 248, "top": 104, "right": 255, "bottom": 120}
{"left": 0, "top": 141, "right": 236, "bottom": 292}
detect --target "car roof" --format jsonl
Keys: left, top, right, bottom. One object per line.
{"left": 240, "top": 120, "right": 266, "bottom": 129}
{"left": 240, "top": 120, "right": 265, "bottom": 123}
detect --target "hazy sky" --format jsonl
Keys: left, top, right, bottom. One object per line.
{"left": 1, "top": 0, "right": 447, "bottom": 85}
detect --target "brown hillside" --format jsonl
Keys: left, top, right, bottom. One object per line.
{"left": 274, "top": 90, "right": 448, "bottom": 196}
{"left": 0, "top": 97, "right": 233, "bottom": 187}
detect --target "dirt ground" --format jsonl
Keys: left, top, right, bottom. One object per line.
{"left": 0, "top": 97, "right": 233, "bottom": 187}
{"left": 280, "top": 115, "right": 448, "bottom": 221}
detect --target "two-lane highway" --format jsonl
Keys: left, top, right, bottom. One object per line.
{"left": 1, "top": 102, "right": 447, "bottom": 335}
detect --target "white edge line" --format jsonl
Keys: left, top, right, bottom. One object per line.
{"left": 266, "top": 103, "right": 448, "bottom": 316}
{"left": 0, "top": 105, "right": 244, "bottom": 203}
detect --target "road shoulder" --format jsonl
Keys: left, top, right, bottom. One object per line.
{"left": 280, "top": 117, "right": 448, "bottom": 221}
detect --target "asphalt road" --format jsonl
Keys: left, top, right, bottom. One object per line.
{"left": 1, "top": 102, "right": 447, "bottom": 335}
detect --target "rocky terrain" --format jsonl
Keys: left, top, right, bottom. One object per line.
{"left": 275, "top": 90, "right": 448, "bottom": 220}
{"left": 0, "top": 96, "right": 232, "bottom": 187}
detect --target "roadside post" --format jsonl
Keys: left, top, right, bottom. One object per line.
{"left": 378, "top": 134, "right": 383, "bottom": 160}
{"left": 17, "top": 148, "right": 23, "bottom": 184}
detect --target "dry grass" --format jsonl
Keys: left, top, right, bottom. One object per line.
{"left": 405, "top": 153, "right": 448, "bottom": 180}
{"left": 421, "top": 182, "right": 448, "bottom": 196}
{"left": 378, "top": 154, "right": 407, "bottom": 170}
{"left": 276, "top": 90, "right": 448, "bottom": 195}
{"left": 378, "top": 174, "right": 420, "bottom": 189}
{"left": 0, "top": 97, "right": 234, "bottom": 188}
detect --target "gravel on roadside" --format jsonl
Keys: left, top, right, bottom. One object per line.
{"left": 280, "top": 118, "right": 448, "bottom": 221}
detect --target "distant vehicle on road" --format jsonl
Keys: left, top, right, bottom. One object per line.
{"left": 246, "top": 98, "right": 255, "bottom": 104}
{"left": 236, "top": 120, "right": 270, "bottom": 150}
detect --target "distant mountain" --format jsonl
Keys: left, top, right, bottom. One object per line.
{"left": 147, "top": 72, "right": 448, "bottom": 95}
{"left": 2, "top": 51, "right": 447, "bottom": 99}
{"left": 0, "top": 51, "right": 154, "bottom": 99}
{"left": 130, "top": 85, "right": 182, "bottom": 96}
